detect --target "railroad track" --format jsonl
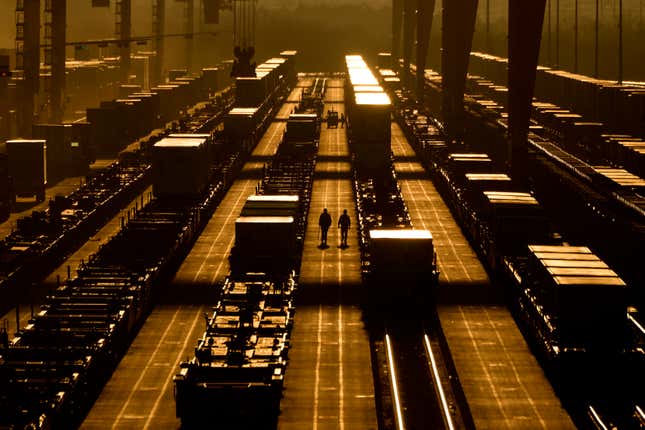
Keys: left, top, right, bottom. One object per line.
{"left": 389, "top": 63, "right": 644, "bottom": 430}
{"left": 0, "top": 53, "right": 298, "bottom": 429}
{"left": 344, "top": 55, "right": 472, "bottom": 430}
{"left": 384, "top": 324, "right": 458, "bottom": 430}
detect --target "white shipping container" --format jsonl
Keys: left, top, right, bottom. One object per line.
{"left": 152, "top": 137, "right": 208, "bottom": 197}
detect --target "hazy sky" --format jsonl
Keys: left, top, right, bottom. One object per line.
{"left": 1, "top": 0, "right": 642, "bottom": 79}
{"left": 0, "top": 0, "right": 389, "bottom": 49}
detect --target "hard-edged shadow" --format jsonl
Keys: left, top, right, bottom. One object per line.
{"left": 313, "top": 171, "right": 352, "bottom": 179}
{"left": 436, "top": 280, "right": 503, "bottom": 305}
{"left": 295, "top": 280, "right": 364, "bottom": 306}
{"left": 12, "top": 199, "right": 42, "bottom": 213}
{"left": 316, "top": 154, "right": 351, "bottom": 163}
{"left": 392, "top": 155, "right": 420, "bottom": 162}
{"left": 247, "top": 155, "right": 274, "bottom": 162}
{"left": 236, "top": 168, "right": 266, "bottom": 179}
{"left": 395, "top": 170, "right": 430, "bottom": 180}
{"left": 158, "top": 280, "right": 222, "bottom": 305}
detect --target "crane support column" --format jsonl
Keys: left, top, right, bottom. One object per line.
{"left": 392, "top": 0, "right": 403, "bottom": 68}
{"left": 51, "top": 0, "right": 66, "bottom": 122}
{"left": 117, "top": 0, "right": 131, "bottom": 83}
{"left": 441, "top": 0, "right": 478, "bottom": 143}
{"left": 508, "top": 0, "right": 547, "bottom": 183}
{"left": 402, "top": 0, "right": 415, "bottom": 82}
{"left": 153, "top": 0, "right": 165, "bottom": 85}
{"left": 416, "top": 0, "right": 435, "bottom": 103}
{"left": 186, "top": 0, "right": 194, "bottom": 72}
{"left": 0, "top": 56, "right": 10, "bottom": 140}
{"left": 232, "top": 0, "right": 257, "bottom": 77}
{"left": 16, "top": 0, "right": 40, "bottom": 136}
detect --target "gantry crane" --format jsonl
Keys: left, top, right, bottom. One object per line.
{"left": 391, "top": 0, "right": 548, "bottom": 182}
{"left": 13, "top": 0, "right": 227, "bottom": 133}
{"left": 15, "top": 0, "right": 40, "bottom": 135}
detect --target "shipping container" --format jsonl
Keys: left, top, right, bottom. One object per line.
{"left": 240, "top": 195, "right": 300, "bottom": 218}
{"left": 152, "top": 137, "right": 209, "bottom": 197}
{"left": 168, "top": 69, "right": 188, "bottom": 81}
{"left": 6, "top": 139, "right": 47, "bottom": 201}
{"left": 0, "top": 152, "right": 10, "bottom": 219}
{"left": 235, "top": 76, "right": 267, "bottom": 107}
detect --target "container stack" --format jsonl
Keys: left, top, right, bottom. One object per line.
{"left": 282, "top": 113, "right": 319, "bottom": 155}
{"left": 86, "top": 62, "right": 231, "bottom": 157}
{"left": 223, "top": 52, "right": 299, "bottom": 152}
{"left": 32, "top": 123, "right": 89, "bottom": 180}
{"left": 6, "top": 139, "right": 47, "bottom": 201}
{"left": 447, "top": 153, "right": 494, "bottom": 182}
{"left": 366, "top": 229, "right": 437, "bottom": 307}
{"left": 234, "top": 55, "right": 297, "bottom": 109}
{"left": 344, "top": 55, "right": 392, "bottom": 171}
{"left": 174, "top": 275, "right": 295, "bottom": 428}
{"left": 470, "top": 51, "right": 645, "bottom": 139}
{"left": 523, "top": 245, "right": 627, "bottom": 352}
{"left": 152, "top": 136, "right": 209, "bottom": 198}
{"left": 232, "top": 215, "right": 296, "bottom": 276}
{"left": 481, "top": 191, "right": 550, "bottom": 257}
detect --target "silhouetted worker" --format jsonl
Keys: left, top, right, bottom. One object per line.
{"left": 318, "top": 208, "right": 332, "bottom": 246}
{"left": 338, "top": 209, "right": 350, "bottom": 247}
{"left": 340, "top": 113, "right": 346, "bottom": 128}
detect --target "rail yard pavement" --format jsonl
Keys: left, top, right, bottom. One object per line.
{"left": 81, "top": 86, "right": 300, "bottom": 430}
{"left": 391, "top": 122, "right": 575, "bottom": 430}
{"left": 0, "top": 186, "right": 153, "bottom": 341}
{"left": 279, "top": 80, "right": 378, "bottom": 430}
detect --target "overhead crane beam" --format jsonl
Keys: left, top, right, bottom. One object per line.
{"left": 59, "top": 31, "right": 218, "bottom": 48}
{"left": 508, "top": 0, "right": 547, "bottom": 184}
{"left": 415, "top": 0, "right": 435, "bottom": 103}
{"left": 441, "top": 0, "right": 478, "bottom": 143}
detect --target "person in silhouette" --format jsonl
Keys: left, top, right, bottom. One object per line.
{"left": 338, "top": 209, "right": 350, "bottom": 248}
{"left": 318, "top": 208, "right": 332, "bottom": 247}
{"left": 340, "top": 113, "right": 346, "bottom": 128}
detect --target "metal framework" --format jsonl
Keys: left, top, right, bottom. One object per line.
{"left": 15, "top": 0, "right": 40, "bottom": 136}
{"left": 392, "top": 0, "right": 403, "bottom": 66}
{"left": 185, "top": 0, "right": 194, "bottom": 72}
{"left": 441, "top": 0, "right": 478, "bottom": 142}
{"left": 115, "top": 0, "right": 131, "bottom": 83}
{"left": 152, "top": 0, "right": 165, "bottom": 85}
{"left": 233, "top": 0, "right": 255, "bottom": 50}
{"left": 416, "top": 0, "right": 435, "bottom": 102}
{"left": 0, "top": 55, "right": 10, "bottom": 140}
{"left": 508, "top": 0, "right": 547, "bottom": 183}
{"left": 231, "top": 0, "right": 257, "bottom": 77}
{"left": 43, "top": 0, "right": 65, "bottom": 122}
{"left": 402, "top": 0, "right": 415, "bottom": 81}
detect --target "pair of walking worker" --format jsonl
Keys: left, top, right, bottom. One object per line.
{"left": 318, "top": 208, "right": 350, "bottom": 248}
